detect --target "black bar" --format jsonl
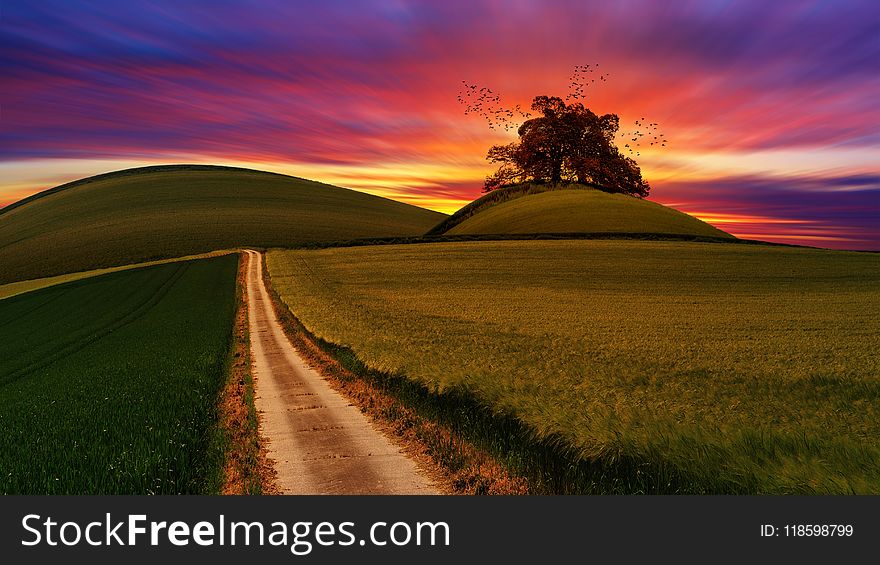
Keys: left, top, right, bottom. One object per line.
{"left": 1, "top": 496, "right": 876, "bottom": 564}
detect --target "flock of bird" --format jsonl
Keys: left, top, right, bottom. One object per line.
{"left": 620, "top": 117, "right": 667, "bottom": 157}
{"left": 565, "top": 63, "right": 608, "bottom": 102}
{"left": 457, "top": 81, "right": 531, "bottom": 132}
{"left": 456, "top": 64, "right": 607, "bottom": 131}
{"left": 457, "top": 64, "right": 667, "bottom": 156}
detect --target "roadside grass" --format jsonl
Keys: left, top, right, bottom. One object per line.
{"left": 219, "top": 253, "right": 277, "bottom": 494}
{"left": 0, "top": 255, "right": 239, "bottom": 494}
{"left": 267, "top": 240, "right": 880, "bottom": 494}
{"left": 0, "top": 165, "right": 446, "bottom": 284}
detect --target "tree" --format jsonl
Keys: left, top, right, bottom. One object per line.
{"left": 483, "top": 96, "right": 650, "bottom": 197}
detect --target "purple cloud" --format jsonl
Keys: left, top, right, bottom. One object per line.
{"left": 1, "top": 0, "right": 878, "bottom": 248}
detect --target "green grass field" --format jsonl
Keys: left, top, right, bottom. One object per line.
{"left": 0, "top": 165, "right": 446, "bottom": 284}
{"left": 442, "top": 187, "right": 732, "bottom": 238}
{"left": 0, "top": 255, "right": 239, "bottom": 494}
{"left": 267, "top": 240, "right": 880, "bottom": 494}
{"left": 0, "top": 249, "right": 236, "bottom": 301}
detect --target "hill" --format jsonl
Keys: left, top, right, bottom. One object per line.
{"left": 429, "top": 184, "right": 732, "bottom": 239}
{"left": 0, "top": 165, "right": 446, "bottom": 284}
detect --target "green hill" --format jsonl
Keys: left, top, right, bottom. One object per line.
{"left": 0, "top": 165, "right": 446, "bottom": 284}
{"left": 431, "top": 184, "right": 732, "bottom": 239}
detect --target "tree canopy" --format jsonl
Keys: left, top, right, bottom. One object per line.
{"left": 483, "top": 96, "right": 650, "bottom": 197}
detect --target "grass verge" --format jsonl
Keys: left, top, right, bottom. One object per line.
{"left": 219, "top": 252, "right": 279, "bottom": 494}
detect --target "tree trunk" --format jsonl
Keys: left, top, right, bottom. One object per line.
{"left": 551, "top": 160, "right": 562, "bottom": 184}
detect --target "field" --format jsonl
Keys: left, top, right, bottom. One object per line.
{"left": 0, "top": 249, "right": 236, "bottom": 301}
{"left": 267, "top": 240, "right": 880, "bottom": 494}
{"left": 429, "top": 183, "right": 732, "bottom": 239}
{"left": 0, "top": 255, "right": 239, "bottom": 494}
{"left": 0, "top": 165, "right": 446, "bottom": 284}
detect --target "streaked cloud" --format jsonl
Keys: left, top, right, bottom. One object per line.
{"left": 655, "top": 173, "right": 880, "bottom": 249}
{"left": 1, "top": 0, "right": 877, "bottom": 249}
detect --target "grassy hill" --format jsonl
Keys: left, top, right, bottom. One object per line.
{"left": 0, "top": 164, "right": 446, "bottom": 284}
{"left": 429, "top": 184, "right": 732, "bottom": 239}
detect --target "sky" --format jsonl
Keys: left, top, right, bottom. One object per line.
{"left": 2, "top": 0, "right": 878, "bottom": 249}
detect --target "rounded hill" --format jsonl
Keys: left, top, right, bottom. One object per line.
{"left": 433, "top": 185, "right": 732, "bottom": 240}
{"left": 0, "top": 165, "right": 446, "bottom": 284}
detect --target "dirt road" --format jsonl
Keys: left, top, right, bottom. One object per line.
{"left": 243, "top": 250, "right": 437, "bottom": 494}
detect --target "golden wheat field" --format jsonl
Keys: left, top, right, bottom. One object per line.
{"left": 267, "top": 240, "right": 880, "bottom": 493}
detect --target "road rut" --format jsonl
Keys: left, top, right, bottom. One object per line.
{"left": 244, "top": 250, "right": 437, "bottom": 494}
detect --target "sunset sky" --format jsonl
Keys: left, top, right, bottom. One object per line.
{"left": 2, "top": 0, "right": 878, "bottom": 249}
